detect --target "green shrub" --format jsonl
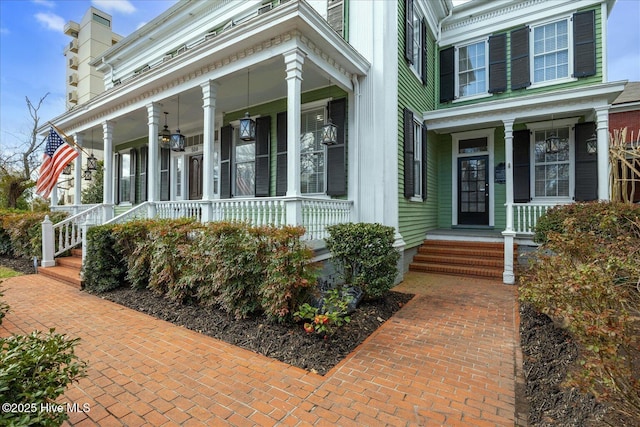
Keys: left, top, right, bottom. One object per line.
{"left": 112, "top": 219, "right": 155, "bottom": 290}
{"left": 325, "top": 222, "right": 399, "bottom": 299}
{"left": 520, "top": 201, "right": 640, "bottom": 422}
{"left": 83, "top": 224, "right": 126, "bottom": 293}
{"left": 0, "top": 329, "right": 87, "bottom": 427}
{"left": 0, "top": 287, "right": 9, "bottom": 326}
{"left": 0, "top": 210, "right": 68, "bottom": 259}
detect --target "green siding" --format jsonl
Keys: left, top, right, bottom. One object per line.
{"left": 397, "top": 0, "right": 439, "bottom": 250}
{"left": 224, "top": 86, "right": 348, "bottom": 197}
{"left": 435, "top": 133, "right": 452, "bottom": 228}
{"left": 438, "top": 6, "right": 604, "bottom": 110}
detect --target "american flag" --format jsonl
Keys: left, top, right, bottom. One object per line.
{"left": 35, "top": 127, "right": 78, "bottom": 199}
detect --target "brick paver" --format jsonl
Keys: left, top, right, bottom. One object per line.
{"left": 1, "top": 272, "right": 520, "bottom": 426}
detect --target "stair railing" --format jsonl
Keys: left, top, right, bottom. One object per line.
{"left": 41, "top": 204, "right": 106, "bottom": 267}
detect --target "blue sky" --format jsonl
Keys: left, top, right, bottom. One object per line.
{"left": 1, "top": 0, "right": 639, "bottom": 153}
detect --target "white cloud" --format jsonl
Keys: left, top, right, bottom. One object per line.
{"left": 32, "top": 0, "right": 56, "bottom": 8}
{"left": 92, "top": 0, "right": 136, "bottom": 14}
{"left": 34, "top": 12, "right": 65, "bottom": 31}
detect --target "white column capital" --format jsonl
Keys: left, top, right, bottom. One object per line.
{"left": 283, "top": 48, "right": 306, "bottom": 79}
{"left": 201, "top": 80, "right": 220, "bottom": 101}
{"left": 502, "top": 119, "right": 515, "bottom": 133}
{"left": 147, "top": 102, "right": 161, "bottom": 123}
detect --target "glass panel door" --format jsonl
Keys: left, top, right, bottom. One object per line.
{"left": 458, "top": 155, "right": 489, "bottom": 225}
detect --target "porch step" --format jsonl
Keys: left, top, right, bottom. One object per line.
{"left": 39, "top": 250, "right": 83, "bottom": 289}
{"left": 409, "top": 240, "right": 517, "bottom": 280}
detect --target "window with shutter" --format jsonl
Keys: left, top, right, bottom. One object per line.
{"left": 139, "top": 146, "right": 148, "bottom": 202}
{"left": 533, "top": 19, "right": 569, "bottom": 83}
{"left": 457, "top": 40, "right": 487, "bottom": 98}
{"left": 403, "top": 108, "right": 414, "bottom": 199}
{"left": 160, "top": 148, "right": 170, "bottom": 201}
{"left": 326, "top": 98, "right": 346, "bottom": 196}
{"left": 404, "top": 0, "right": 414, "bottom": 63}
{"left": 405, "top": 0, "right": 427, "bottom": 83}
{"left": 220, "top": 125, "right": 232, "bottom": 199}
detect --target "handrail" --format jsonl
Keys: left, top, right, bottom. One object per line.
{"left": 106, "top": 201, "right": 152, "bottom": 225}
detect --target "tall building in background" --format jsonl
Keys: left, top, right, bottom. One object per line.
{"left": 63, "top": 7, "right": 122, "bottom": 110}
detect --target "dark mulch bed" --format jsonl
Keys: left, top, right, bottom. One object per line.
{"left": 0, "top": 256, "right": 37, "bottom": 275}
{"left": 99, "top": 287, "right": 413, "bottom": 376}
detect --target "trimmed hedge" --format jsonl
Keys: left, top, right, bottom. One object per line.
{"left": 83, "top": 220, "right": 316, "bottom": 321}
{"left": 0, "top": 210, "right": 68, "bottom": 259}
{"left": 325, "top": 222, "right": 399, "bottom": 299}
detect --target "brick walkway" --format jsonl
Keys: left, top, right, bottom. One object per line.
{"left": 1, "top": 272, "right": 523, "bottom": 426}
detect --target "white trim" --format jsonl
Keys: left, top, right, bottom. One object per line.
{"left": 451, "top": 128, "right": 495, "bottom": 227}
{"left": 454, "top": 38, "right": 489, "bottom": 99}
{"left": 529, "top": 15, "right": 574, "bottom": 86}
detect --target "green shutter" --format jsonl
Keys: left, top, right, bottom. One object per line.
{"left": 404, "top": 0, "right": 414, "bottom": 63}
{"left": 513, "top": 129, "right": 530, "bottom": 203}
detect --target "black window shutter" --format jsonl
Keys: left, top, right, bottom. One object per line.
{"left": 510, "top": 26, "right": 530, "bottom": 90}
{"left": 573, "top": 10, "right": 596, "bottom": 78}
{"left": 488, "top": 33, "right": 507, "bottom": 93}
{"left": 439, "top": 47, "right": 455, "bottom": 103}
{"left": 220, "top": 125, "right": 232, "bottom": 199}
{"left": 575, "top": 122, "right": 598, "bottom": 201}
{"left": 404, "top": 0, "right": 414, "bottom": 64}
{"left": 327, "top": 98, "right": 347, "bottom": 196}
{"left": 129, "top": 148, "right": 137, "bottom": 203}
{"left": 403, "top": 108, "right": 414, "bottom": 198}
{"left": 255, "top": 116, "right": 271, "bottom": 197}
{"left": 513, "top": 129, "right": 531, "bottom": 203}
{"left": 139, "top": 146, "right": 148, "bottom": 202}
{"left": 421, "top": 124, "right": 428, "bottom": 201}
{"left": 421, "top": 18, "right": 428, "bottom": 84}
{"left": 276, "top": 112, "right": 288, "bottom": 196}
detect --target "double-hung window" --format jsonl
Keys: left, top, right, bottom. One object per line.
{"left": 533, "top": 127, "right": 570, "bottom": 198}
{"left": 457, "top": 41, "right": 487, "bottom": 98}
{"left": 412, "top": 119, "right": 423, "bottom": 198}
{"left": 300, "top": 107, "right": 326, "bottom": 194}
{"left": 234, "top": 131, "right": 255, "bottom": 197}
{"left": 533, "top": 19, "right": 569, "bottom": 83}
{"left": 403, "top": 108, "right": 427, "bottom": 200}
{"left": 404, "top": 0, "right": 427, "bottom": 82}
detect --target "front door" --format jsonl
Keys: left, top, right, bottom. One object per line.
{"left": 189, "top": 155, "right": 203, "bottom": 200}
{"left": 458, "top": 155, "right": 489, "bottom": 225}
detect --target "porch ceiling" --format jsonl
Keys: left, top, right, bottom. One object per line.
{"left": 40, "top": 0, "right": 369, "bottom": 146}
{"left": 424, "top": 81, "right": 627, "bottom": 133}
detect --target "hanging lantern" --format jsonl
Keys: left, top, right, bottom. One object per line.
{"left": 321, "top": 120, "right": 338, "bottom": 146}
{"left": 87, "top": 153, "right": 98, "bottom": 171}
{"left": 239, "top": 112, "right": 256, "bottom": 141}
{"left": 586, "top": 133, "right": 597, "bottom": 154}
{"left": 170, "top": 98, "right": 185, "bottom": 151}
{"left": 83, "top": 168, "right": 92, "bottom": 181}
{"left": 62, "top": 164, "right": 72, "bottom": 175}
{"left": 545, "top": 133, "right": 560, "bottom": 154}
{"left": 239, "top": 69, "right": 256, "bottom": 142}
{"left": 158, "top": 111, "right": 171, "bottom": 148}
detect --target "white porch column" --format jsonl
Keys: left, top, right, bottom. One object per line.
{"left": 284, "top": 49, "right": 305, "bottom": 198}
{"left": 102, "top": 121, "right": 114, "bottom": 221}
{"left": 147, "top": 103, "right": 160, "bottom": 217}
{"left": 502, "top": 119, "right": 516, "bottom": 285}
{"left": 201, "top": 81, "right": 219, "bottom": 222}
{"left": 73, "top": 132, "right": 83, "bottom": 209}
{"left": 283, "top": 48, "right": 305, "bottom": 226}
{"left": 595, "top": 105, "right": 611, "bottom": 200}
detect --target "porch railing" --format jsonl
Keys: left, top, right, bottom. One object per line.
{"left": 512, "top": 202, "right": 565, "bottom": 234}
{"left": 211, "top": 198, "right": 286, "bottom": 226}
{"left": 302, "top": 198, "right": 353, "bottom": 240}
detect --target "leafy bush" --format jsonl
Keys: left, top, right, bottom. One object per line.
{"left": 520, "top": 202, "right": 640, "bottom": 423}
{"left": 0, "top": 329, "right": 87, "bottom": 427}
{"left": 83, "top": 224, "right": 126, "bottom": 293}
{"left": 325, "top": 222, "right": 399, "bottom": 299}
{"left": 294, "top": 288, "right": 352, "bottom": 336}
{"left": 0, "top": 210, "right": 68, "bottom": 259}
{"left": 112, "top": 219, "right": 155, "bottom": 290}
{"left": 0, "top": 287, "right": 9, "bottom": 326}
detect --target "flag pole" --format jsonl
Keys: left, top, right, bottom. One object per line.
{"left": 48, "top": 122, "right": 91, "bottom": 156}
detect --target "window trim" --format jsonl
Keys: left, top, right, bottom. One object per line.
{"left": 528, "top": 15, "right": 577, "bottom": 88}
{"left": 300, "top": 99, "right": 331, "bottom": 196}
{"left": 410, "top": 117, "right": 423, "bottom": 201}
{"left": 405, "top": 0, "right": 427, "bottom": 83}
{"left": 455, "top": 38, "right": 489, "bottom": 100}
{"left": 526, "top": 118, "right": 578, "bottom": 202}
